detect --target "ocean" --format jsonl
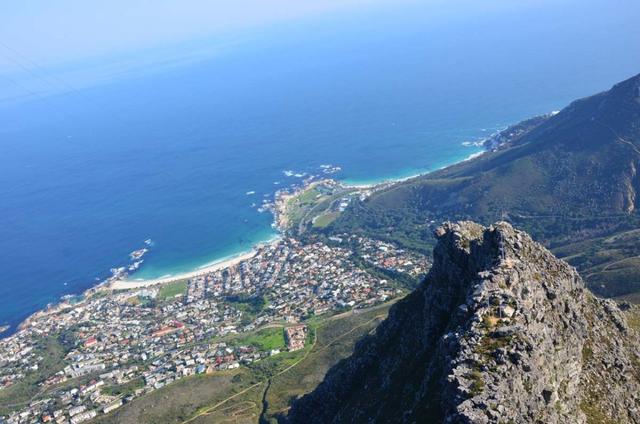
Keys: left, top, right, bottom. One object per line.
{"left": 1, "top": 0, "right": 639, "bottom": 336}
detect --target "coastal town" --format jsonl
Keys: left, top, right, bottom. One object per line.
{"left": 0, "top": 228, "right": 428, "bottom": 423}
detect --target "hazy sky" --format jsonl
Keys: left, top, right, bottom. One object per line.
{"left": 1, "top": 0, "right": 637, "bottom": 102}
{"left": 0, "top": 0, "right": 559, "bottom": 74}
{"left": 0, "top": 0, "right": 397, "bottom": 74}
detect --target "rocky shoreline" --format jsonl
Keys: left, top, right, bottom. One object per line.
{"left": 3, "top": 117, "right": 517, "bottom": 340}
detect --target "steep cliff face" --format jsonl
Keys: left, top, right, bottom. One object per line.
{"left": 286, "top": 222, "right": 640, "bottom": 423}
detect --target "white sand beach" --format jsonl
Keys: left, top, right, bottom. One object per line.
{"left": 109, "top": 250, "right": 258, "bottom": 290}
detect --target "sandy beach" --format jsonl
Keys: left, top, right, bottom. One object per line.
{"left": 109, "top": 250, "right": 259, "bottom": 290}
{"left": 109, "top": 150, "right": 493, "bottom": 294}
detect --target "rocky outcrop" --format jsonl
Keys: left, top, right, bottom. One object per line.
{"left": 482, "top": 113, "right": 553, "bottom": 151}
{"left": 286, "top": 222, "right": 640, "bottom": 423}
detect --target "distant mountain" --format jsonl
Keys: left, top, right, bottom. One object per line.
{"left": 327, "top": 73, "right": 640, "bottom": 298}
{"left": 287, "top": 222, "right": 640, "bottom": 423}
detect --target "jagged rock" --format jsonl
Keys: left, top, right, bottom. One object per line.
{"left": 285, "top": 222, "right": 640, "bottom": 424}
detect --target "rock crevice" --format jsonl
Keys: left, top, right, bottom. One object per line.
{"left": 286, "top": 222, "right": 640, "bottom": 423}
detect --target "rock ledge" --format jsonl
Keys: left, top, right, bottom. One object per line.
{"left": 286, "top": 222, "right": 640, "bottom": 423}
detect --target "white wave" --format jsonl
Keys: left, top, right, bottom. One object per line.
{"left": 463, "top": 151, "right": 484, "bottom": 161}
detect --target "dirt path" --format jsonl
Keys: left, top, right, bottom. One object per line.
{"left": 180, "top": 311, "right": 387, "bottom": 424}
{"left": 584, "top": 256, "right": 640, "bottom": 278}
{"left": 180, "top": 331, "right": 318, "bottom": 424}
{"left": 212, "top": 402, "right": 258, "bottom": 424}
{"left": 594, "top": 119, "right": 640, "bottom": 156}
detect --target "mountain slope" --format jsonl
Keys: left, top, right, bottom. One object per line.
{"left": 376, "top": 72, "right": 640, "bottom": 217}
{"left": 327, "top": 73, "right": 640, "bottom": 297}
{"left": 287, "top": 222, "right": 640, "bottom": 423}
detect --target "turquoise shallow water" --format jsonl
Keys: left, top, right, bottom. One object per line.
{"left": 1, "top": 0, "right": 640, "bottom": 336}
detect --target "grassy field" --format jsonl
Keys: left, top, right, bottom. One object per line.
{"left": 92, "top": 301, "right": 395, "bottom": 424}
{"left": 101, "top": 378, "right": 145, "bottom": 397}
{"left": 282, "top": 181, "right": 359, "bottom": 234}
{"left": 93, "top": 372, "right": 248, "bottom": 424}
{"left": 285, "top": 186, "right": 324, "bottom": 228}
{"left": 158, "top": 280, "right": 188, "bottom": 301}
{"left": 261, "top": 304, "right": 392, "bottom": 421}
{"left": 232, "top": 327, "right": 286, "bottom": 351}
{"left": 312, "top": 212, "right": 340, "bottom": 228}
{"left": 223, "top": 294, "right": 268, "bottom": 325}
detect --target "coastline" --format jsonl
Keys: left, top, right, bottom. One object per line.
{"left": 13, "top": 240, "right": 279, "bottom": 335}
{"left": 110, "top": 144, "right": 490, "bottom": 289}
{"left": 4, "top": 140, "right": 492, "bottom": 339}
{"left": 340, "top": 147, "right": 485, "bottom": 188}
{"left": 109, "top": 243, "right": 274, "bottom": 290}
{"left": 118, "top": 140, "right": 484, "bottom": 289}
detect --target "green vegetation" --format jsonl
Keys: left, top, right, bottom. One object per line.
{"left": 552, "top": 225, "right": 640, "bottom": 298}
{"left": 125, "top": 296, "right": 141, "bottom": 306}
{"left": 310, "top": 80, "right": 640, "bottom": 300}
{"left": 475, "top": 333, "right": 513, "bottom": 357}
{"left": 0, "top": 336, "right": 68, "bottom": 415}
{"left": 623, "top": 308, "right": 640, "bottom": 331}
{"left": 259, "top": 304, "right": 390, "bottom": 422}
{"left": 93, "top": 372, "right": 248, "bottom": 424}
{"left": 233, "top": 327, "right": 286, "bottom": 352}
{"left": 285, "top": 186, "right": 325, "bottom": 229}
{"left": 348, "top": 251, "right": 420, "bottom": 292}
{"left": 283, "top": 181, "right": 360, "bottom": 234}
{"left": 318, "top": 118, "right": 640, "bottom": 300}
{"left": 102, "top": 378, "right": 144, "bottom": 397}
{"left": 158, "top": 280, "right": 188, "bottom": 301}
{"left": 246, "top": 350, "right": 306, "bottom": 382}
{"left": 468, "top": 369, "right": 485, "bottom": 397}
{"left": 88, "top": 290, "right": 110, "bottom": 300}
{"left": 312, "top": 212, "right": 340, "bottom": 228}
{"left": 92, "top": 301, "right": 394, "bottom": 424}
{"left": 580, "top": 397, "right": 618, "bottom": 424}
{"left": 224, "top": 293, "right": 268, "bottom": 322}
{"left": 581, "top": 343, "right": 594, "bottom": 363}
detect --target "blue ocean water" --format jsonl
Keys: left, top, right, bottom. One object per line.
{"left": 1, "top": 0, "right": 640, "bottom": 335}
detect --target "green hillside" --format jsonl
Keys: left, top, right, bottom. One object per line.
{"left": 324, "top": 73, "right": 640, "bottom": 298}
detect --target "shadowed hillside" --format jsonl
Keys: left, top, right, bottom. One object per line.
{"left": 287, "top": 222, "right": 640, "bottom": 423}
{"left": 327, "top": 73, "right": 640, "bottom": 298}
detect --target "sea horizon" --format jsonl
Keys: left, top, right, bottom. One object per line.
{"left": 1, "top": 0, "right": 640, "bottom": 338}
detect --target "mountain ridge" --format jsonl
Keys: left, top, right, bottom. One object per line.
{"left": 287, "top": 222, "right": 640, "bottom": 423}
{"left": 326, "top": 72, "right": 640, "bottom": 298}
{"left": 375, "top": 72, "right": 640, "bottom": 217}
